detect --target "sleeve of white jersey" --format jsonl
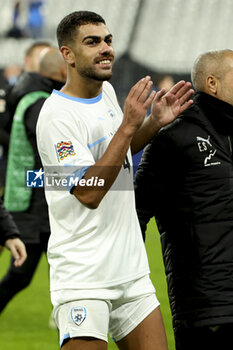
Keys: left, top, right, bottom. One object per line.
{"left": 36, "top": 109, "right": 96, "bottom": 193}
{"left": 38, "top": 115, "right": 94, "bottom": 167}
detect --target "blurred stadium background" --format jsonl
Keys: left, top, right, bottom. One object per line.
{"left": 0, "top": 0, "right": 233, "bottom": 349}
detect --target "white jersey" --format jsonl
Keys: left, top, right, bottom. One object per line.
{"left": 36, "top": 81, "right": 150, "bottom": 292}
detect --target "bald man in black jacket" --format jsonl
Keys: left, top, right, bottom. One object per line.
{"left": 135, "top": 49, "right": 233, "bottom": 350}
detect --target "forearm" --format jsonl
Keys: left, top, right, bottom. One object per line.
{"left": 131, "top": 114, "right": 161, "bottom": 155}
{"left": 73, "top": 124, "right": 133, "bottom": 209}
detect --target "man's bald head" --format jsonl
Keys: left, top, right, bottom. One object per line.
{"left": 38, "top": 47, "right": 67, "bottom": 82}
{"left": 191, "top": 49, "right": 233, "bottom": 106}
{"left": 191, "top": 49, "right": 233, "bottom": 91}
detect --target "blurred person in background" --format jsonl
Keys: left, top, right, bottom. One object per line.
{"left": 24, "top": 40, "right": 51, "bottom": 72}
{"left": 5, "top": 40, "right": 52, "bottom": 119}
{"left": 135, "top": 49, "right": 233, "bottom": 350}
{"left": 0, "top": 47, "right": 66, "bottom": 318}
{"left": 26, "top": 0, "right": 44, "bottom": 39}
{"left": 6, "top": 1, "right": 24, "bottom": 39}
{"left": 0, "top": 198, "right": 26, "bottom": 267}
{"left": 0, "top": 40, "right": 51, "bottom": 195}
{"left": 36, "top": 11, "right": 193, "bottom": 350}
{"left": 0, "top": 64, "right": 22, "bottom": 196}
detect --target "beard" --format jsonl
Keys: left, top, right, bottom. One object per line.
{"left": 76, "top": 64, "right": 113, "bottom": 81}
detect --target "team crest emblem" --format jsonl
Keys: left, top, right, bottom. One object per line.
{"left": 71, "top": 306, "right": 87, "bottom": 326}
{"left": 108, "top": 109, "right": 115, "bottom": 118}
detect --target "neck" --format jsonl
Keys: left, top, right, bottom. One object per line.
{"left": 61, "top": 72, "right": 103, "bottom": 98}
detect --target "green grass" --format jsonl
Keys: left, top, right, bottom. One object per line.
{"left": 0, "top": 219, "right": 175, "bottom": 349}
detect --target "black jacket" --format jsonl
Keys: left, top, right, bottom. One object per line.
{"left": 0, "top": 198, "right": 20, "bottom": 246}
{"left": 6, "top": 72, "right": 63, "bottom": 243}
{"left": 135, "top": 92, "right": 233, "bottom": 329}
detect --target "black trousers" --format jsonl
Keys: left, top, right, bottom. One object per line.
{"left": 0, "top": 234, "right": 49, "bottom": 313}
{"left": 174, "top": 323, "right": 233, "bottom": 350}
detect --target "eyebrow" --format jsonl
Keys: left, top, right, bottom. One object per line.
{"left": 82, "top": 34, "right": 113, "bottom": 43}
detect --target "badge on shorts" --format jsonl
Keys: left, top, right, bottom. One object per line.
{"left": 71, "top": 306, "right": 87, "bottom": 326}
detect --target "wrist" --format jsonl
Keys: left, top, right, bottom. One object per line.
{"left": 118, "top": 123, "right": 136, "bottom": 139}
{"left": 148, "top": 113, "right": 162, "bottom": 133}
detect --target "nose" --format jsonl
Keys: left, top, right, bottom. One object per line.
{"left": 99, "top": 41, "right": 113, "bottom": 55}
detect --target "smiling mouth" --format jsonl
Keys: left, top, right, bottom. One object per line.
{"left": 98, "top": 59, "right": 111, "bottom": 65}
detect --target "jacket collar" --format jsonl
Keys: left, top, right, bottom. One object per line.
{"left": 194, "top": 92, "right": 233, "bottom": 135}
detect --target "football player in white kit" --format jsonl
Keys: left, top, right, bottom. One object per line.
{"left": 36, "top": 11, "right": 193, "bottom": 350}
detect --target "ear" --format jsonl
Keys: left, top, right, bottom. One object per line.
{"left": 206, "top": 75, "right": 218, "bottom": 95}
{"left": 60, "top": 46, "right": 75, "bottom": 66}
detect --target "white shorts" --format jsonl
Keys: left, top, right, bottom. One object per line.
{"left": 53, "top": 274, "right": 159, "bottom": 347}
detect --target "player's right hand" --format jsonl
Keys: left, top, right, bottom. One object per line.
{"left": 122, "top": 76, "right": 156, "bottom": 136}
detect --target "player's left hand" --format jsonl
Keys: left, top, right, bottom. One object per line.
{"left": 151, "top": 80, "right": 194, "bottom": 129}
{"left": 5, "top": 238, "right": 27, "bottom": 267}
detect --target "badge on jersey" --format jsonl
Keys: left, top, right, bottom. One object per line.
{"left": 71, "top": 306, "right": 87, "bottom": 326}
{"left": 56, "top": 141, "right": 76, "bottom": 161}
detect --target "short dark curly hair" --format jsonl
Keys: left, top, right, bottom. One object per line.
{"left": 57, "top": 11, "right": 105, "bottom": 48}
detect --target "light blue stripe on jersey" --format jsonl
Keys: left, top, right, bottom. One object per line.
{"left": 60, "top": 333, "right": 70, "bottom": 347}
{"left": 53, "top": 89, "right": 102, "bottom": 104}
{"left": 66, "top": 166, "right": 90, "bottom": 193}
{"left": 88, "top": 136, "right": 107, "bottom": 149}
